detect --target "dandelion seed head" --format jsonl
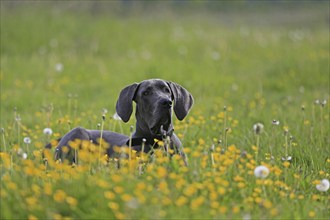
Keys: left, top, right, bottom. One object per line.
{"left": 15, "top": 114, "right": 21, "bottom": 122}
{"left": 23, "top": 137, "right": 31, "bottom": 144}
{"left": 253, "top": 123, "right": 264, "bottom": 135}
{"left": 22, "top": 153, "right": 28, "bottom": 159}
{"left": 321, "top": 100, "right": 327, "bottom": 107}
{"left": 102, "top": 108, "right": 108, "bottom": 115}
{"left": 272, "top": 120, "right": 280, "bottom": 125}
{"left": 316, "top": 179, "right": 329, "bottom": 192}
{"left": 55, "top": 63, "right": 64, "bottom": 72}
{"left": 254, "top": 165, "right": 270, "bottom": 179}
{"left": 43, "top": 128, "right": 53, "bottom": 135}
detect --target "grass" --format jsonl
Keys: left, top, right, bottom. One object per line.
{"left": 1, "top": 2, "right": 329, "bottom": 219}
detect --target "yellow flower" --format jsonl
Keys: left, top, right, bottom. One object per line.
{"left": 28, "top": 215, "right": 38, "bottom": 220}
{"left": 114, "top": 212, "right": 125, "bottom": 220}
{"left": 155, "top": 140, "right": 164, "bottom": 147}
{"left": 219, "top": 206, "right": 228, "bottom": 214}
{"left": 66, "top": 196, "right": 78, "bottom": 207}
{"left": 44, "top": 183, "right": 52, "bottom": 195}
{"left": 121, "top": 194, "right": 132, "bottom": 202}
{"left": 263, "top": 200, "right": 272, "bottom": 209}
{"left": 7, "top": 182, "right": 17, "bottom": 190}
{"left": 32, "top": 184, "right": 40, "bottom": 195}
{"left": 162, "top": 196, "right": 172, "bottom": 206}
{"left": 254, "top": 188, "right": 262, "bottom": 194}
{"left": 175, "top": 196, "right": 188, "bottom": 206}
{"left": 255, "top": 197, "right": 262, "bottom": 204}
{"left": 53, "top": 190, "right": 66, "bottom": 203}
{"left": 218, "top": 187, "right": 226, "bottom": 195}
{"left": 156, "top": 167, "right": 167, "bottom": 178}
{"left": 183, "top": 185, "right": 197, "bottom": 197}
{"left": 136, "top": 182, "right": 146, "bottom": 191}
{"left": 108, "top": 202, "right": 119, "bottom": 210}
{"left": 26, "top": 196, "right": 38, "bottom": 206}
{"left": 198, "top": 138, "right": 206, "bottom": 146}
{"left": 190, "top": 196, "right": 205, "bottom": 210}
{"left": 237, "top": 182, "right": 246, "bottom": 189}
{"left": 97, "top": 179, "right": 109, "bottom": 188}
{"left": 113, "top": 186, "right": 124, "bottom": 194}
{"left": 175, "top": 177, "right": 186, "bottom": 189}
{"left": 289, "top": 193, "right": 295, "bottom": 199}
{"left": 104, "top": 191, "right": 116, "bottom": 200}
{"left": 283, "top": 161, "right": 290, "bottom": 168}
{"left": 159, "top": 181, "right": 169, "bottom": 194}
{"left": 312, "top": 194, "right": 319, "bottom": 201}
{"left": 232, "top": 206, "right": 240, "bottom": 214}
{"left": 308, "top": 211, "right": 316, "bottom": 218}
{"left": 252, "top": 145, "right": 258, "bottom": 152}
{"left": 270, "top": 208, "right": 278, "bottom": 216}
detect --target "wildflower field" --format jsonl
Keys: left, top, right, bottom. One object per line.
{"left": 1, "top": 2, "right": 329, "bottom": 219}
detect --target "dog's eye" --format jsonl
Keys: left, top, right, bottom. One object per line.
{"left": 164, "top": 87, "right": 170, "bottom": 94}
{"left": 143, "top": 91, "right": 149, "bottom": 96}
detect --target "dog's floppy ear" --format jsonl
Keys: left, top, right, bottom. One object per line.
{"left": 116, "top": 83, "right": 139, "bottom": 122}
{"left": 167, "top": 81, "right": 194, "bottom": 121}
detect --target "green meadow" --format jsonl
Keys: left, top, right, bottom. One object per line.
{"left": 1, "top": 2, "right": 329, "bottom": 219}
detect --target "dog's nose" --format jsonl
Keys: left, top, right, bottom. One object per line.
{"left": 161, "top": 99, "right": 172, "bottom": 109}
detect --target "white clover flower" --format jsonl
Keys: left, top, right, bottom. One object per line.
{"left": 253, "top": 123, "right": 264, "bottom": 135}
{"left": 316, "top": 179, "right": 329, "bottom": 192}
{"left": 254, "top": 165, "right": 270, "bottom": 179}
{"left": 43, "top": 128, "right": 53, "bottom": 135}
{"left": 23, "top": 137, "right": 31, "bottom": 144}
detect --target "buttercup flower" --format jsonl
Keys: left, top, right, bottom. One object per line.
{"left": 254, "top": 165, "right": 270, "bottom": 179}
{"left": 316, "top": 179, "right": 329, "bottom": 192}
{"left": 43, "top": 128, "right": 53, "bottom": 135}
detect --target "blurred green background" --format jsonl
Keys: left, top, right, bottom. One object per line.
{"left": 1, "top": 1, "right": 329, "bottom": 133}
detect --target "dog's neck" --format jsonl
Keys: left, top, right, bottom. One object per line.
{"left": 133, "top": 120, "right": 174, "bottom": 139}
{"left": 133, "top": 110, "right": 173, "bottom": 138}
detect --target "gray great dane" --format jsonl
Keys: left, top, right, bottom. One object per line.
{"left": 50, "top": 79, "right": 193, "bottom": 165}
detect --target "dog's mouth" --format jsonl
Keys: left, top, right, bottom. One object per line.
{"left": 150, "top": 118, "right": 171, "bottom": 136}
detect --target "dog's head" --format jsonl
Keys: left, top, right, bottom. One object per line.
{"left": 116, "top": 79, "right": 194, "bottom": 136}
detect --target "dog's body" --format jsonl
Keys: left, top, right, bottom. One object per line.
{"left": 51, "top": 79, "right": 193, "bottom": 165}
